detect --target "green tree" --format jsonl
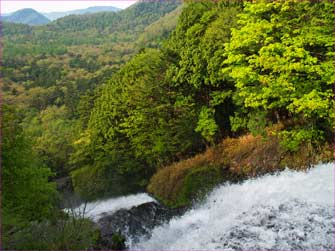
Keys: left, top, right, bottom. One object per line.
{"left": 195, "top": 106, "right": 218, "bottom": 145}
{"left": 31, "top": 105, "right": 80, "bottom": 175}
{"left": 224, "top": 0, "right": 334, "bottom": 149}
{"left": 2, "top": 105, "right": 58, "bottom": 247}
{"left": 166, "top": 0, "right": 241, "bottom": 142}
{"left": 70, "top": 49, "right": 201, "bottom": 198}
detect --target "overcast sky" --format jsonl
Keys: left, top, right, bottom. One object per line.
{"left": 1, "top": 1, "right": 137, "bottom": 14}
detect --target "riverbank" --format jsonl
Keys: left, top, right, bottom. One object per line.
{"left": 148, "top": 125, "right": 333, "bottom": 208}
{"left": 137, "top": 163, "right": 334, "bottom": 250}
{"left": 70, "top": 163, "right": 334, "bottom": 250}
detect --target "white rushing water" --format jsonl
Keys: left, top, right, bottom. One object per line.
{"left": 132, "top": 163, "right": 334, "bottom": 250}
{"left": 71, "top": 193, "right": 155, "bottom": 221}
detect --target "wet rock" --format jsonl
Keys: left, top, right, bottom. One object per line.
{"left": 97, "top": 201, "right": 186, "bottom": 247}
{"left": 55, "top": 176, "right": 84, "bottom": 209}
{"left": 55, "top": 176, "right": 73, "bottom": 193}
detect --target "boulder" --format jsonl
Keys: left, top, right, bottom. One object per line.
{"left": 97, "top": 201, "right": 186, "bottom": 247}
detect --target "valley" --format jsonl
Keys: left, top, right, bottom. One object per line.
{"left": 1, "top": 0, "right": 334, "bottom": 250}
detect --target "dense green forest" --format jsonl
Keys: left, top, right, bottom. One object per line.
{"left": 2, "top": 1, "right": 182, "bottom": 249}
{"left": 2, "top": 0, "right": 334, "bottom": 249}
{"left": 2, "top": 0, "right": 181, "bottom": 177}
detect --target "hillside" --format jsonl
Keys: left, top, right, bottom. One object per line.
{"left": 43, "top": 6, "right": 121, "bottom": 21}
{"left": 137, "top": 5, "right": 183, "bottom": 48}
{"left": 2, "top": 0, "right": 182, "bottom": 179}
{"left": 2, "top": 8, "right": 50, "bottom": 25}
{"left": 2, "top": 1, "right": 333, "bottom": 250}
{"left": 3, "top": 1, "right": 181, "bottom": 51}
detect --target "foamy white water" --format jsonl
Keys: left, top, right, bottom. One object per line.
{"left": 133, "top": 163, "right": 334, "bottom": 250}
{"left": 71, "top": 193, "right": 155, "bottom": 221}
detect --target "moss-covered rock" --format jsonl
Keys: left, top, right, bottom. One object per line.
{"left": 147, "top": 144, "right": 243, "bottom": 208}
{"left": 174, "top": 165, "right": 225, "bottom": 207}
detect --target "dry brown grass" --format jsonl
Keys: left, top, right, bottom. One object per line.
{"left": 221, "top": 134, "right": 281, "bottom": 176}
{"left": 148, "top": 123, "right": 334, "bottom": 207}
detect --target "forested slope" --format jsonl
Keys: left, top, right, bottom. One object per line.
{"left": 2, "top": 0, "right": 181, "bottom": 177}
{"left": 80, "top": 0, "right": 334, "bottom": 204}
{"left": 1, "top": 1, "right": 182, "bottom": 249}
{"left": 1, "top": 0, "right": 334, "bottom": 249}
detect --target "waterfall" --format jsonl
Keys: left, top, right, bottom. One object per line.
{"left": 71, "top": 193, "right": 155, "bottom": 221}
{"left": 132, "top": 163, "right": 334, "bottom": 250}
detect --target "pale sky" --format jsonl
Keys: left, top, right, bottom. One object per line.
{"left": 1, "top": 1, "right": 137, "bottom": 14}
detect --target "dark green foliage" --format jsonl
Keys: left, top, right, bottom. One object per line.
{"left": 69, "top": 0, "right": 333, "bottom": 201}
{"left": 20, "top": 105, "right": 80, "bottom": 176}
{"left": 2, "top": 22, "right": 33, "bottom": 35}
{"left": 2, "top": 0, "right": 182, "bottom": 182}
{"left": 1, "top": 105, "right": 58, "bottom": 247}
{"left": 2, "top": 3, "right": 185, "bottom": 247}
{"left": 1, "top": 105, "right": 101, "bottom": 250}
{"left": 137, "top": 6, "right": 183, "bottom": 48}
{"left": 4, "top": 215, "right": 98, "bottom": 250}
{"left": 148, "top": 0, "right": 333, "bottom": 208}
{"left": 70, "top": 165, "right": 105, "bottom": 197}
{"left": 3, "top": 3, "right": 334, "bottom": 249}
{"left": 52, "top": 1, "right": 180, "bottom": 34}
{"left": 71, "top": 49, "right": 201, "bottom": 198}
{"left": 166, "top": 0, "right": 241, "bottom": 143}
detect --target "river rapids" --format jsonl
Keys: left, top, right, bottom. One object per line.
{"left": 74, "top": 163, "right": 334, "bottom": 250}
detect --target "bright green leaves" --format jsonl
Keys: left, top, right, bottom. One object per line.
{"left": 224, "top": 0, "right": 334, "bottom": 148}
{"left": 195, "top": 106, "right": 218, "bottom": 144}
{"left": 210, "top": 90, "right": 232, "bottom": 106}
{"left": 289, "top": 90, "right": 334, "bottom": 121}
{"left": 279, "top": 127, "right": 324, "bottom": 152}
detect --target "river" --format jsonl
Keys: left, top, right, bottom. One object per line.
{"left": 72, "top": 162, "right": 334, "bottom": 250}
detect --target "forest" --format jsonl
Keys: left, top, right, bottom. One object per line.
{"left": 2, "top": 0, "right": 334, "bottom": 249}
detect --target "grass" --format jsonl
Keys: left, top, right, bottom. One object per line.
{"left": 148, "top": 124, "right": 333, "bottom": 208}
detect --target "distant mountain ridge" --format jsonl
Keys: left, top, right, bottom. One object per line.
{"left": 2, "top": 6, "right": 122, "bottom": 25}
{"left": 2, "top": 8, "right": 50, "bottom": 25}
{"left": 43, "top": 6, "right": 121, "bottom": 21}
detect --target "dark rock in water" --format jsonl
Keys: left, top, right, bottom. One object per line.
{"left": 97, "top": 201, "right": 186, "bottom": 247}
{"left": 55, "top": 176, "right": 73, "bottom": 193}
{"left": 55, "top": 176, "right": 84, "bottom": 209}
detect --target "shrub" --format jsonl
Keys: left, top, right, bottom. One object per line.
{"left": 71, "top": 164, "right": 146, "bottom": 200}
{"left": 71, "top": 165, "right": 107, "bottom": 200}
{"left": 148, "top": 124, "right": 333, "bottom": 208}
{"left": 148, "top": 145, "right": 239, "bottom": 208}
{"left": 3, "top": 215, "right": 98, "bottom": 250}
